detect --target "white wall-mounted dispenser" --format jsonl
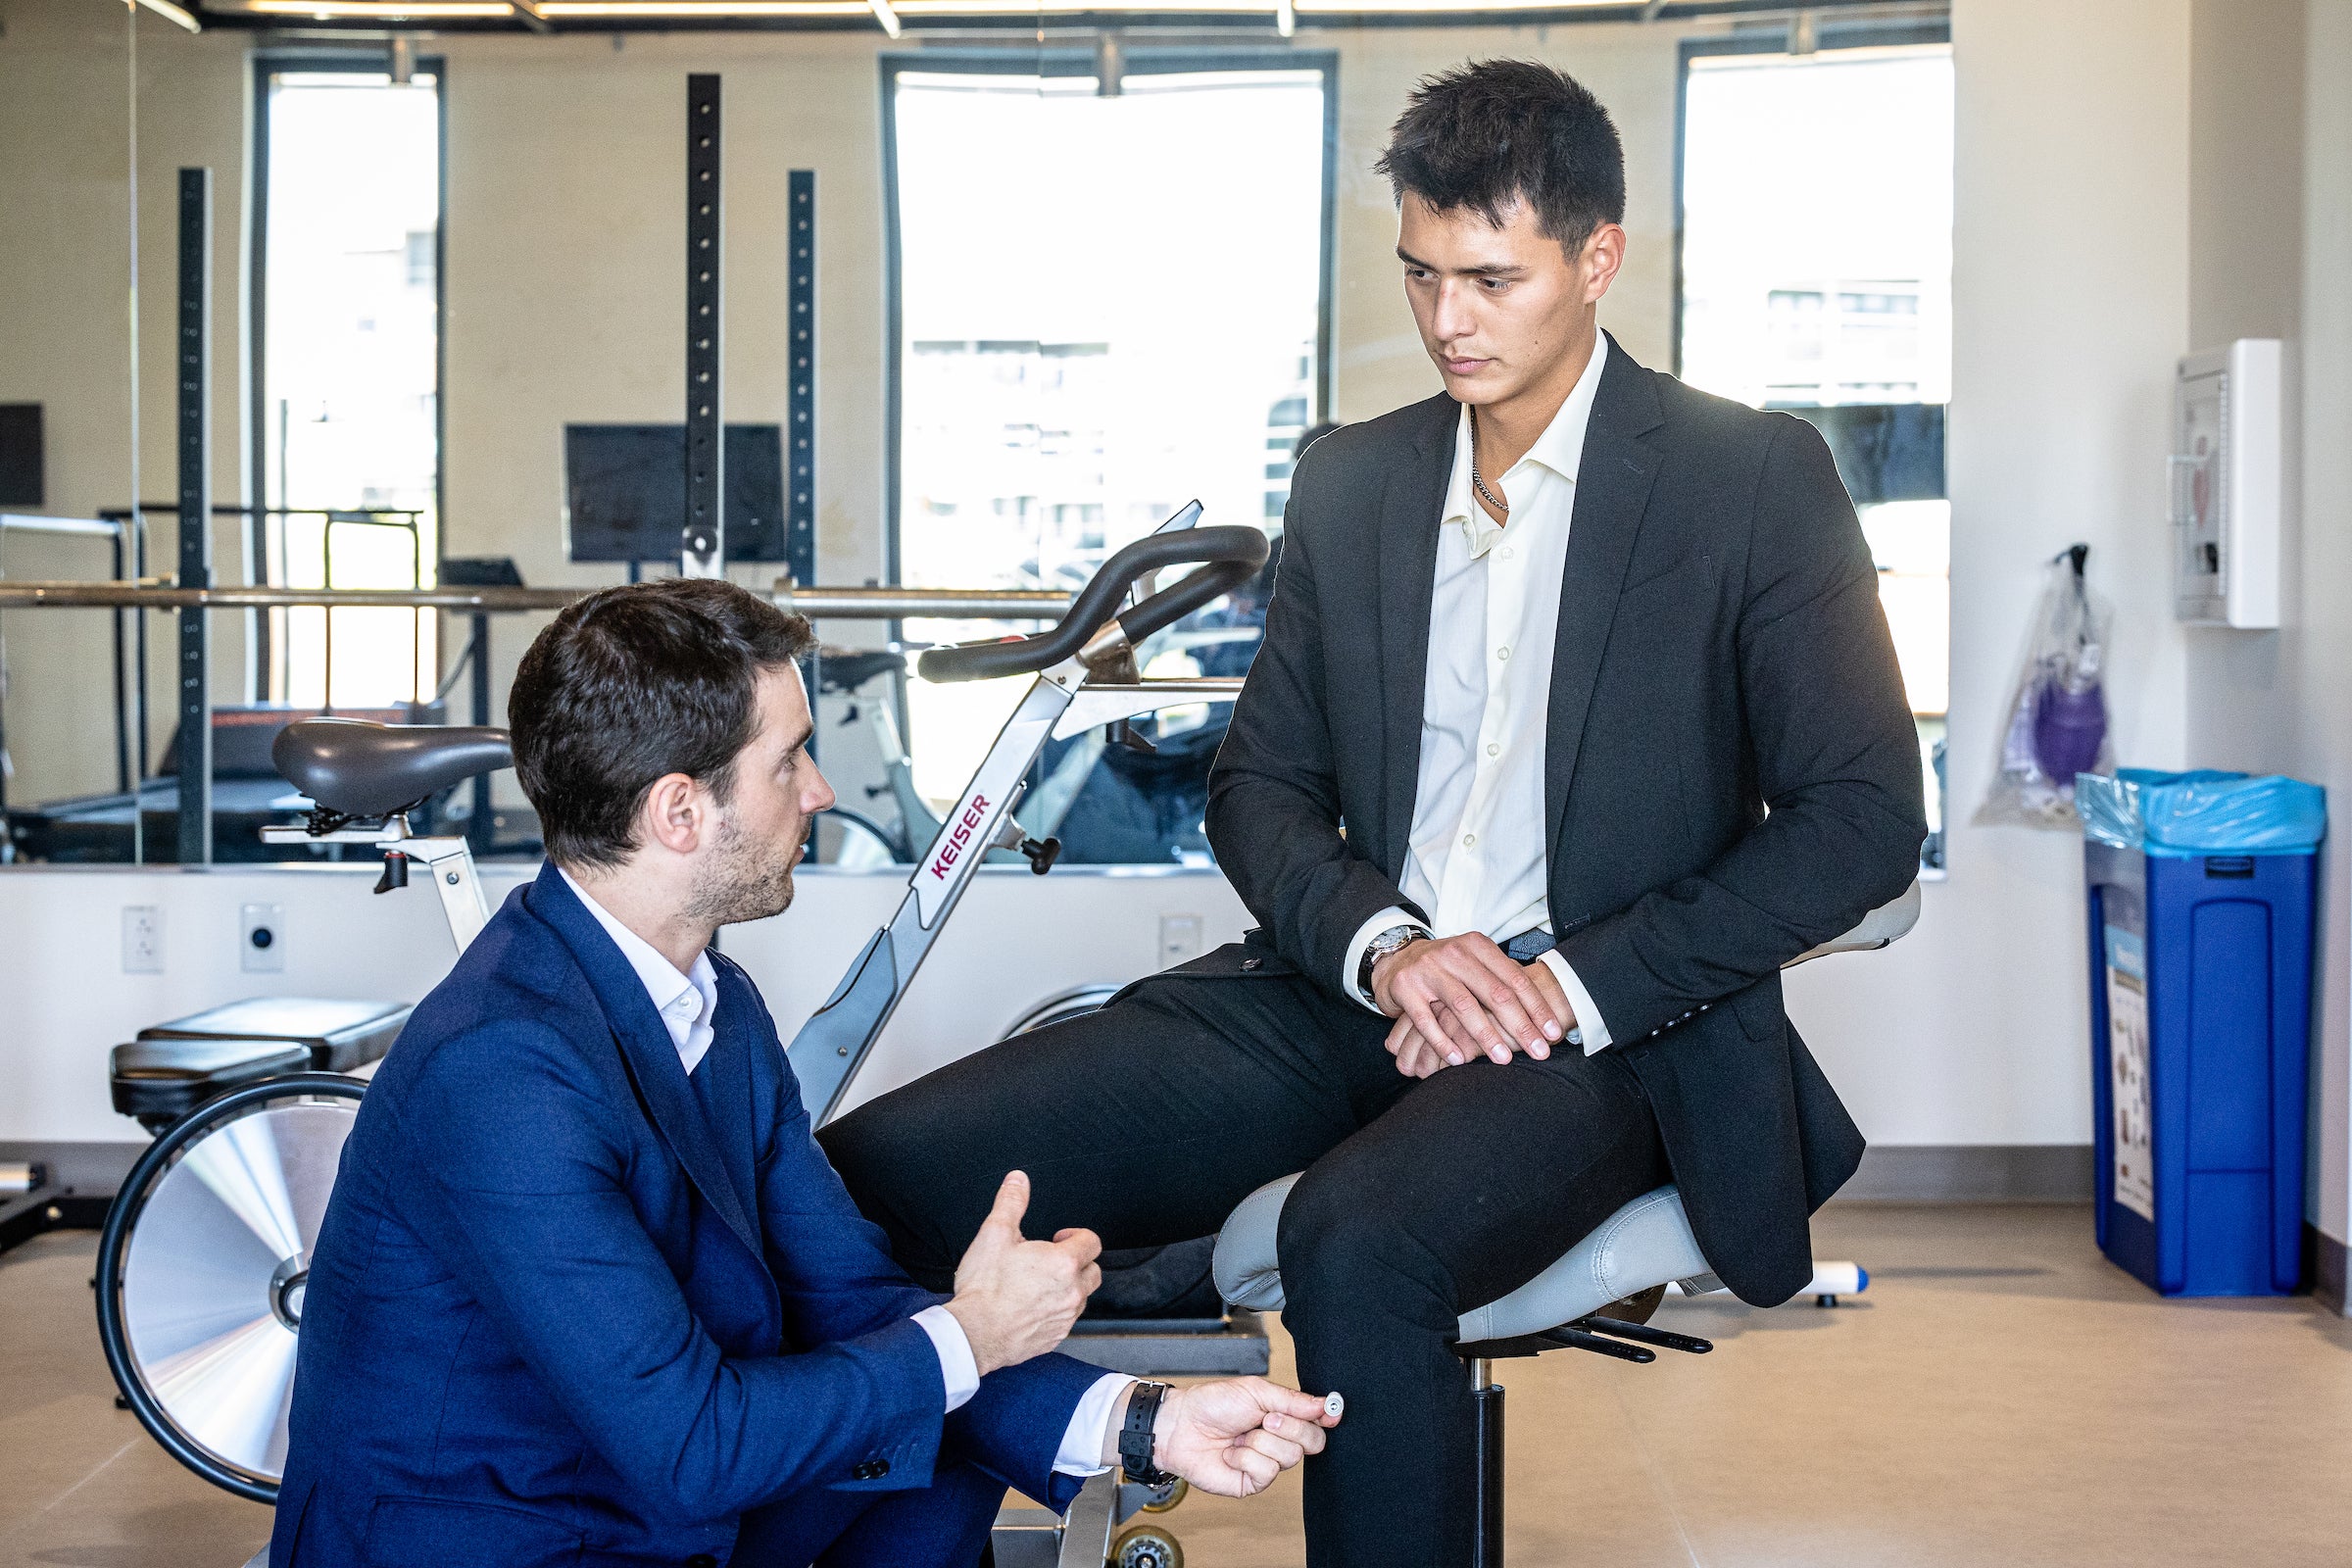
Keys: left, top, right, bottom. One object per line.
{"left": 2172, "top": 338, "right": 2281, "bottom": 628}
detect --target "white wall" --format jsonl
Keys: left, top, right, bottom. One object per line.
{"left": 0, "top": 862, "right": 1250, "bottom": 1146}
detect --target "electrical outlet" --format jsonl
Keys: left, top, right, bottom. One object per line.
{"left": 1159, "top": 913, "right": 1204, "bottom": 965}
{"left": 241, "top": 903, "right": 285, "bottom": 973}
{"left": 122, "top": 906, "right": 164, "bottom": 974}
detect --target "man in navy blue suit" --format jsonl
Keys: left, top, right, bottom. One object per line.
{"left": 271, "top": 578, "right": 1338, "bottom": 1568}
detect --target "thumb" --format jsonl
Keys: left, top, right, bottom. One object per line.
{"left": 981, "top": 1170, "right": 1031, "bottom": 1240}
{"left": 1257, "top": 1381, "right": 1342, "bottom": 1426}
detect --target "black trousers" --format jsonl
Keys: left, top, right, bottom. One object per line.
{"left": 820, "top": 965, "right": 1671, "bottom": 1568}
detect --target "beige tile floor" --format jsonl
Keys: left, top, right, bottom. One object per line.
{"left": 6, "top": 1203, "right": 2351, "bottom": 1567}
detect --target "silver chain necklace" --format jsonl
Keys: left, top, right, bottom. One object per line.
{"left": 1468, "top": 408, "right": 1510, "bottom": 517}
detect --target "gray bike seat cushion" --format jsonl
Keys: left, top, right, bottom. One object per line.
{"left": 138, "top": 997, "right": 412, "bottom": 1072}
{"left": 1212, "top": 1178, "right": 1719, "bottom": 1344}
{"left": 273, "top": 718, "right": 512, "bottom": 818}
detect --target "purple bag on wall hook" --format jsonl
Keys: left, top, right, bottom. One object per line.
{"left": 1981, "top": 543, "right": 2115, "bottom": 828}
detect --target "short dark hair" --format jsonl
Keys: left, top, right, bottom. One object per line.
{"left": 1375, "top": 60, "right": 1626, "bottom": 258}
{"left": 510, "top": 577, "right": 816, "bottom": 870}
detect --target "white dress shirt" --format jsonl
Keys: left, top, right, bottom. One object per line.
{"left": 558, "top": 868, "right": 1129, "bottom": 1476}
{"left": 1341, "top": 337, "right": 1617, "bottom": 1054}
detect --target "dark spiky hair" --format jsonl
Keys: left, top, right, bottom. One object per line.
{"left": 1375, "top": 59, "right": 1626, "bottom": 257}
{"left": 511, "top": 577, "right": 815, "bottom": 870}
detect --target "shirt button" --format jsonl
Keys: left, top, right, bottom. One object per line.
{"left": 1499, "top": 546, "right": 1514, "bottom": 560}
{"left": 1486, "top": 743, "right": 1500, "bottom": 758}
{"left": 1462, "top": 833, "right": 1477, "bottom": 848}
{"left": 1495, "top": 646, "right": 1511, "bottom": 662}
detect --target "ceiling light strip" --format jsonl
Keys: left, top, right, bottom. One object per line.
{"left": 215, "top": 0, "right": 1654, "bottom": 20}
{"left": 1297, "top": 0, "right": 1635, "bottom": 9}
{"left": 220, "top": 0, "right": 514, "bottom": 14}
{"left": 894, "top": 0, "right": 1277, "bottom": 12}
{"left": 133, "top": 0, "right": 205, "bottom": 32}
{"left": 537, "top": 0, "right": 869, "bottom": 12}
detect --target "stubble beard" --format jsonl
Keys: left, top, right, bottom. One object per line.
{"left": 684, "top": 811, "right": 799, "bottom": 928}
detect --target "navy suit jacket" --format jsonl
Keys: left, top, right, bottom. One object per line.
{"left": 272, "top": 864, "right": 1101, "bottom": 1567}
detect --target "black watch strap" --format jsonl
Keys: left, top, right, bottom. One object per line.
{"left": 1357, "top": 924, "right": 1424, "bottom": 1002}
{"left": 1119, "top": 1381, "right": 1175, "bottom": 1486}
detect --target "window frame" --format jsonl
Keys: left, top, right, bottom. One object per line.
{"left": 248, "top": 49, "right": 449, "bottom": 704}
{"left": 878, "top": 48, "right": 1340, "bottom": 591}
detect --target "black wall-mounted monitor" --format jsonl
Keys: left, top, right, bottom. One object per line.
{"left": 563, "top": 422, "right": 787, "bottom": 564}
{"left": 0, "top": 404, "right": 43, "bottom": 507}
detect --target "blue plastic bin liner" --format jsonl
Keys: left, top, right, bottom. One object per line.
{"left": 2078, "top": 769, "right": 2326, "bottom": 857}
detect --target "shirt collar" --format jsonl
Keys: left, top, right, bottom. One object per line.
{"left": 557, "top": 865, "right": 716, "bottom": 1038}
{"left": 1442, "top": 334, "right": 1613, "bottom": 547}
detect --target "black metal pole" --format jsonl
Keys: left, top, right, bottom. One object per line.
{"left": 682, "top": 73, "right": 724, "bottom": 578}
{"left": 1470, "top": 1365, "right": 1504, "bottom": 1568}
{"left": 411, "top": 514, "right": 423, "bottom": 710}
{"left": 468, "top": 610, "right": 492, "bottom": 853}
{"left": 134, "top": 512, "right": 149, "bottom": 787}
{"left": 787, "top": 168, "right": 815, "bottom": 592}
{"left": 321, "top": 515, "right": 334, "bottom": 711}
{"left": 112, "top": 529, "right": 130, "bottom": 795}
{"left": 176, "top": 168, "right": 213, "bottom": 866}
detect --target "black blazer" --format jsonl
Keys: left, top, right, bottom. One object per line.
{"left": 1202, "top": 336, "right": 1927, "bottom": 1306}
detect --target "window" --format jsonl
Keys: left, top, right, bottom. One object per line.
{"left": 888, "top": 60, "right": 1331, "bottom": 857}
{"left": 1678, "top": 39, "right": 1954, "bottom": 867}
{"left": 255, "top": 62, "right": 443, "bottom": 710}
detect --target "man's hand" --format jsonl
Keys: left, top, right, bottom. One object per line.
{"left": 1372, "top": 934, "right": 1572, "bottom": 1073}
{"left": 945, "top": 1172, "right": 1102, "bottom": 1377}
{"left": 1126, "top": 1378, "right": 1341, "bottom": 1498}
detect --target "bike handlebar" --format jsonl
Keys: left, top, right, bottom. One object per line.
{"left": 915, "top": 518, "right": 1270, "bottom": 684}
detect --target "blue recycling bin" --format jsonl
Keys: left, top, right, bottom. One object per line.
{"left": 2080, "top": 770, "right": 2324, "bottom": 1297}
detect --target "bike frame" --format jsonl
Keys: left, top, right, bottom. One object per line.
{"left": 790, "top": 664, "right": 1241, "bottom": 1125}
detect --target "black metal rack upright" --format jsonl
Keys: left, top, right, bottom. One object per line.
{"left": 176, "top": 168, "right": 213, "bottom": 866}
{"left": 683, "top": 73, "right": 725, "bottom": 578}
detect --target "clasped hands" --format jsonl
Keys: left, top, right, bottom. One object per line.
{"left": 1370, "top": 931, "right": 1575, "bottom": 1078}
{"left": 944, "top": 1172, "right": 1341, "bottom": 1497}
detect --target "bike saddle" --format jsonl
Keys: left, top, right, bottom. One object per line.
{"left": 273, "top": 718, "right": 514, "bottom": 818}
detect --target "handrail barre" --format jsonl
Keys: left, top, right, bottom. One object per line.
{"left": 0, "top": 514, "right": 127, "bottom": 540}
{"left": 0, "top": 580, "right": 1079, "bottom": 619}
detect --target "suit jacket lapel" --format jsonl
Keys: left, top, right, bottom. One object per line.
{"left": 1377, "top": 393, "right": 1458, "bottom": 878}
{"left": 1545, "top": 340, "right": 1666, "bottom": 864}
{"left": 703, "top": 967, "right": 762, "bottom": 1246}
{"left": 525, "top": 864, "right": 765, "bottom": 1266}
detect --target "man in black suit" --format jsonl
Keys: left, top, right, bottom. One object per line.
{"left": 824, "top": 59, "right": 1925, "bottom": 1566}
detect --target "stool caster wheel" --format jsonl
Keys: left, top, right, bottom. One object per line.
{"left": 1135, "top": 1475, "right": 1188, "bottom": 1514}
{"left": 1110, "top": 1522, "right": 1183, "bottom": 1568}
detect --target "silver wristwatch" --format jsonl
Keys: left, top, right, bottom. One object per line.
{"left": 1358, "top": 924, "right": 1426, "bottom": 1003}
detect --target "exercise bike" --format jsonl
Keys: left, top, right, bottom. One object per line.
{"left": 91, "top": 506, "right": 1267, "bottom": 1568}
